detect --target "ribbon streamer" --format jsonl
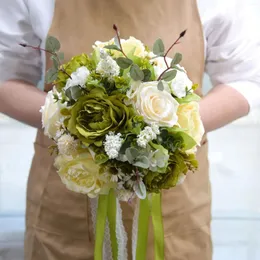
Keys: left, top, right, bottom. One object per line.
{"left": 94, "top": 194, "right": 109, "bottom": 260}
{"left": 135, "top": 196, "right": 150, "bottom": 260}
{"left": 151, "top": 193, "right": 164, "bottom": 260}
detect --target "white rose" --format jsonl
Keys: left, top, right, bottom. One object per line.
{"left": 132, "top": 81, "right": 179, "bottom": 127}
{"left": 64, "top": 66, "right": 90, "bottom": 90}
{"left": 40, "top": 90, "right": 65, "bottom": 139}
{"left": 170, "top": 67, "right": 193, "bottom": 98}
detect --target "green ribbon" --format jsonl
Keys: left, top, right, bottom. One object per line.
{"left": 94, "top": 194, "right": 109, "bottom": 260}
{"left": 151, "top": 193, "right": 164, "bottom": 260}
{"left": 136, "top": 196, "right": 150, "bottom": 260}
{"left": 107, "top": 190, "right": 118, "bottom": 260}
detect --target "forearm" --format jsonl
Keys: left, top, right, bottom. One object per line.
{"left": 200, "top": 84, "right": 250, "bottom": 133}
{"left": 0, "top": 80, "right": 46, "bottom": 128}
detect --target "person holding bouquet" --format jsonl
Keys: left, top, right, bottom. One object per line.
{"left": 0, "top": 0, "right": 259, "bottom": 259}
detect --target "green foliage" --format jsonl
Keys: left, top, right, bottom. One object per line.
{"left": 161, "top": 70, "right": 177, "bottom": 81}
{"left": 157, "top": 81, "right": 164, "bottom": 91}
{"left": 176, "top": 93, "right": 201, "bottom": 104}
{"left": 46, "top": 36, "right": 60, "bottom": 52}
{"left": 171, "top": 53, "right": 182, "bottom": 66}
{"left": 153, "top": 38, "right": 165, "bottom": 56}
{"left": 130, "top": 64, "right": 144, "bottom": 81}
{"left": 116, "top": 57, "right": 133, "bottom": 69}
{"left": 133, "top": 181, "right": 147, "bottom": 199}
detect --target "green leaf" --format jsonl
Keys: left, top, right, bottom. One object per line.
{"left": 45, "top": 67, "right": 58, "bottom": 83}
{"left": 114, "top": 36, "right": 120, "bottom": 48}
{"left": 176, "top": 93, "right": 201, "bottom": 104}
{"left": 157, "top": 81, "right": 164, "bottom": 91}
{"left": 153, "top": 38, "right": 165, "bottom": 56}
{"left": 142, "top": 69, "right": 152, "bottom": 82}
{"left": 116, "top": 57, "right": 133, "bottom": 69}
{"left": 46, "top": 36, "right": 60, "bottom": 52}
{"left": 171, "top": 53, "right": 182, "bottom": 66}
{"left": 65, "top": 85, "right": 82, "bottom": 101}
{"left": 104, "top": 44, "right": 121, "bottom": 52}
{"left": 161, "top": 70, "right": 177, "bottom": 81}
{"left": 130, "top": 64, "right": 144, "bottom": 81}
{"left": 51, "top": 55, "right": 59, "bottom": 69}
{"left": 125, "top": 147, "right": 139, "bottom": 163}
{"left": 57, "top": 52, "right": 64, "bottom": 61}
{"left": 134, "top": 156, "right": 150, "bottom": 169}
{"left": 133, "top": 181, "right": 147, "bottom": 199}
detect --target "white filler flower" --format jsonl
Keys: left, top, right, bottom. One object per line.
{"left": 137, "top": 124, "right": 160, "bottom": 148}
{"left": 96, "top": 55, "right": 120, "bottom": 78}
{"left": 57, "top": 134, "right": 79, "bottom": 155}
{"left": 104, "top": 132, "right": 123, "bottom": 159}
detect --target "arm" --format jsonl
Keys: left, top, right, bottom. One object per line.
{"left": 200, "top": 3, "right": 260, "bottom": 132}
{"left": 0, "top": 0, "right": 44, "bottom": 128}
{"left": 0, "top": 80, "right": 46, "bottom": 128}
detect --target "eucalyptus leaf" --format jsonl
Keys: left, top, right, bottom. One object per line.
{"left": 116, "top": 57, "right": 133, "bottom": 69}
{"left": 142, "top": 69, "right": 152, "bottom": 82}
{"left": 133, "top": 181, "right": 147, "bottom": 199}
{"left": 157, "top": 81, "right": 164, "bottom": 91}
{"left": 46, "top": 36, "right": 60, "bottom": 52}
{"left": 161, "top": 70, "right": 177, "bottom": 81}
{"left": 125, "top": 147, "right": 139, "bottom": 163}
{"left": 51, "top": 55, "right": 59, "bottom": 69}
{"left": 134, "top": 156, "right": 150, "bottom": 169}
{"left": 114, "top": 36, "right": 120, "bottom": 48}
{"left": 171, "top": 53, "right": 182, "bottom": 66}
{"left": 65, "top": 85, "right": 82, "bottom": 101}
{"left": 130, "top": 64, "right": 144, "bottom": 81}
{"left": 153, "top": 38, "right": 165, "bottom": 56}
{"left": 57, "top": 52, "right": 64, "bottom": 61}
{"left": 104, "top": 44, "right": 121, "bottom": 52}
{"left": 45, "top": 67, "right": 58, "bottom": 83}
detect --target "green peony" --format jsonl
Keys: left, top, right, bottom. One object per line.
{"left": 67, "top": 88, "right": 135, "bottom": 147}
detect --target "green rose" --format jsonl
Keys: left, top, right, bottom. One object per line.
{"left": 67, "top": 88, "right": 135, "bottom": 146}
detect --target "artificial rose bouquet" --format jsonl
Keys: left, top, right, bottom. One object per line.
{"left": 23, "top": 25, "right": 204, "bottom": 259}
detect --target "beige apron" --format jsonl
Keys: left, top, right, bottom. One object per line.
{"left": 25, "top": 0, "right": 212, "bottom": 259}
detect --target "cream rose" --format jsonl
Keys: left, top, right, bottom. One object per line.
{"left": 132, "top": 81, "right": 179, "bottom": 127}
{"left": 40, "top": 89, "right": 65, "bottom": 139}
{"left": 93, "top": 37, "right": 146, "bottom": 58}
{"left": 177, "top": 101, "right": 204, "bottom": 153}
{"left": 54, "top": 152, "right": 113, "bottom": 198}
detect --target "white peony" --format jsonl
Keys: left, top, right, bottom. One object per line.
{"left": 64, "top": 66, "right": 90, "bottom": 90}
{"left": 170, "top": 67, "right": 193, "bottom": 98}
{"left": 40, "top": 89, "right": 66, "bottom": 139}
{"left": 131, "top": 81, "right": 179, "bottom": 127}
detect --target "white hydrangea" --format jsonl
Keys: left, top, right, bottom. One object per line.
{"left": 104, "top": 132, "right": 123, "bottom": 159}
{"left": 96, "top": 55, "right": 120, "bottom": 78}
{"left": 137, "top": 123, "right": 160, "bottom": 148}
{"left": 170, "top": 66, "right": 193, "bottom": 98}
{"left": 64, "top": 66, "right": 90, "bottom": 90}
{"left": 57, "top": 134, "right": 79, "bottom": 155}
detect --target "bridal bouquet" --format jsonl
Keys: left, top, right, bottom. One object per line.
{"left": 24, "top": 25, "right": 204, "bottom": 259}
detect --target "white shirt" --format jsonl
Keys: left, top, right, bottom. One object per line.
{"left": 1, "top": 0, "right": 260, "bottom": 110}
